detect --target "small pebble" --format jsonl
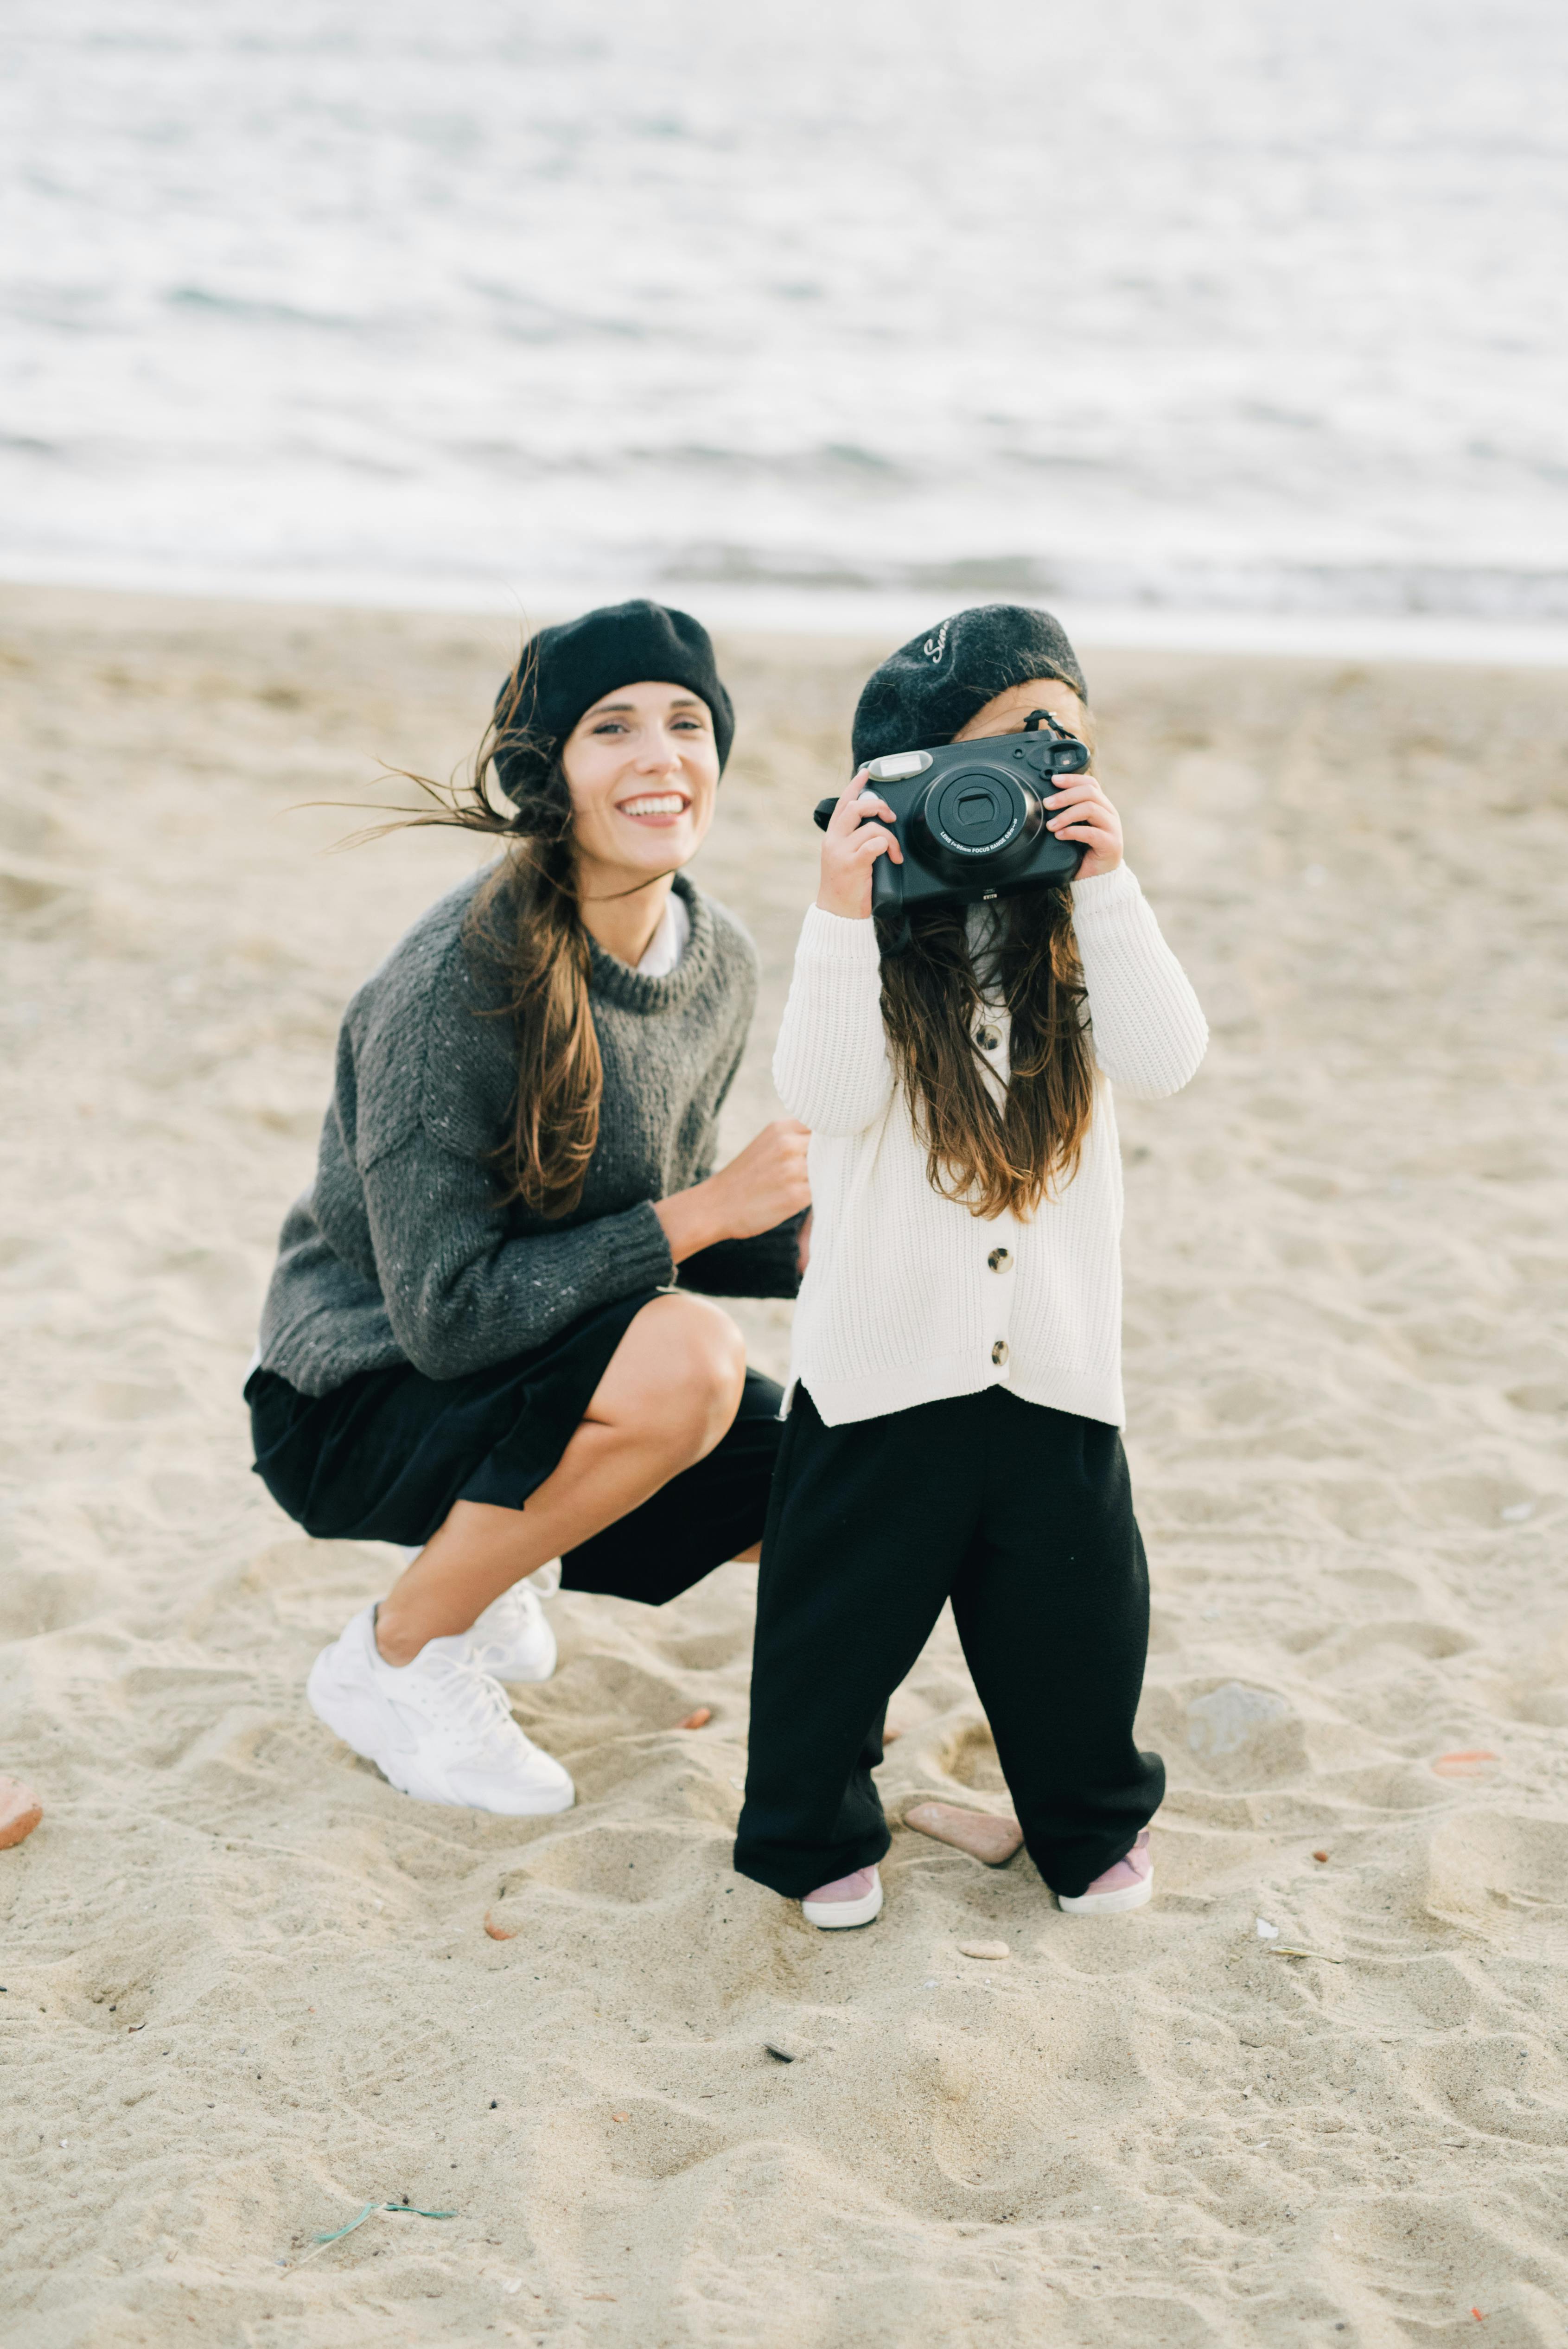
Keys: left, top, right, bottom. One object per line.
{"left": 678, "top": 1708, "right": 713, "bottom": 1730}
{"left": 611, "top": 2112, "right": 629, "bottom": 2123}
{"left": 1313, "top": 1849, "right": 1330, "bottom": 1864}
{"left": 957, "top": 1940, "right": 1009, "bottom": 1961}
{"left": 484, "top": 1909, "right": 521, "bottom": 1941}
{"left": 0, "top": 1778, "right": 43, "bottom": 1851}
{"left": 765, "top": 2036, "right": 813, "bottom": 2063}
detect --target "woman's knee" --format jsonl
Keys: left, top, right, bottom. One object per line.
{"left": 600, "top": 1293, "right": 746, "bottom": 1462}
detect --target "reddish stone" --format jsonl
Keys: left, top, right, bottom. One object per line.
{"left": 0, "top": 1778, "right": 42, "bottom": 1851}
{"left": 903, "top": 1801, "right": 1023, "bottom": 1867}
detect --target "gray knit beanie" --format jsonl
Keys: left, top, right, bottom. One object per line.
{"left": 851, "top": 604, "right": 1088, "bottom": 768}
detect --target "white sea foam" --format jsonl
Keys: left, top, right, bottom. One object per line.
{"left": 2, "top": 0, "right": 1565, "bottom": 635}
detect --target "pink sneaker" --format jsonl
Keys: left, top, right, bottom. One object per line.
{"left": 1057, "top": 1828, "right": 1153, "bottom": 1915}
{"left": 801, "top": 1865, "right": 883, "bottom": 1930}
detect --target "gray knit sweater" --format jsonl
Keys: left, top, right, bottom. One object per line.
{"left": 256, "top": 868, "right": 800, "bottom": 1397}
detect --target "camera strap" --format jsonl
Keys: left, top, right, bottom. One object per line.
{"left": 1022, "top": 707, "right": 1076, "bottom": 742}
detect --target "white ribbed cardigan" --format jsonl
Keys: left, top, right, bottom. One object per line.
{"left": 773, "top": 865, "right": 1208, "bottom": 1428}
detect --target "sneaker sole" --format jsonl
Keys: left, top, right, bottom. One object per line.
{"left": 802, "top": 1882, "right": 884, "bottom": 1930}
{"left": 1058, "top": 1870, "right": 1154, "bottom": 1916}
{"left": 420, "top": 1771, "right": 575, "bottom": 1816}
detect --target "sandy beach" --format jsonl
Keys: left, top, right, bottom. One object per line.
{"left": 3, "top": 582, "right": 1568, "bottom": 2346}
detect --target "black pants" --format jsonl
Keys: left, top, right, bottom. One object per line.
{"left": 248, "top": 1301, "right": 785, "bottom": 1609}
{"left": 733, "top": 1385, "right": 1164, "bottom": 1901}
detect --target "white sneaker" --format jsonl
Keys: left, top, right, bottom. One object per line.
{"left": 306, "top": 1606, "right": 574, "bottom": 1815}
{"left": 464, "top": 1576, "right": 558, "bottom": 1684}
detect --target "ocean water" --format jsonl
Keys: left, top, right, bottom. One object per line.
{"left": 3, "top": 0, "right": 1567, "bottom": 638}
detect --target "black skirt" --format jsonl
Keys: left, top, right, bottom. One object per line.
{"left": 246, "top": 1289, "right": 785, "bottom": 1609}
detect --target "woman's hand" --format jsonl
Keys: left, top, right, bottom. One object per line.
{"left": 654, "top": 1119, "right": 811, "bottom": 1263}
{"left": 1045, "top": 771, "right": 1124, "bottom": 878}
{"left": 816, "top": 771, "right": 904, "bottom": 919}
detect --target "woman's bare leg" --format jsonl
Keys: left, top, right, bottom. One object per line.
{"left": 374, "top": 1293, "right": 746, "bottom": 1665}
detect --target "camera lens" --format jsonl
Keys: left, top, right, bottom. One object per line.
{"left": 955, "top": 790, "right": 998, "bottom": 832}
{"left": 906, "top": 748, "right": 1046, "bottom": 886}
{"left": 928, "top": 768, "right": 1025, "bottom": 858}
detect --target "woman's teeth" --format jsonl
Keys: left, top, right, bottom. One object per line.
{"left": 619, "top": 794, "right": 687, "bottom": 817}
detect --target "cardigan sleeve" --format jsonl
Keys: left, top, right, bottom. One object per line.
{"left": 1070, "top": 864, "right": 1208, "bottom": 1099}
{"left": 771, "top": 906, "right": 895, "bottom": 1137}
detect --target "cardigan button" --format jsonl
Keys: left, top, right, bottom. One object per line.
{"left": 991, "top": 1339, "right": 1009, "bottom": 1366}
{"left": 975, "top": 1027, "right": 1001, "bottom": 1051}
{"left": 987, "top": 1247, "right": 1011, "bottom": 1273}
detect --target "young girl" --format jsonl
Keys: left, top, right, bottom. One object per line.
{"left": 733, "top": 604, "right": 1208, "bottom": 1926}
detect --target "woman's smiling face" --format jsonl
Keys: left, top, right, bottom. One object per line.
{"left": 561, "top": 680, "right": 720, "bottom": 898}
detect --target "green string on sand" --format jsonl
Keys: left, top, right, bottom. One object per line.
{"left": 290, "top": 2199, "right": 458, "bottom": 2268}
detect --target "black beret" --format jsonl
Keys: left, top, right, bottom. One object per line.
{"left": 851, "top": 603, "right": 1088, "bottom": 768}
{"left": 493, "top": 599, "right": 734, "bottom": 799}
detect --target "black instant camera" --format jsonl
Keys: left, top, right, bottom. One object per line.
{"left": 812, "top": 709, "right": 1089, "bottom": 926}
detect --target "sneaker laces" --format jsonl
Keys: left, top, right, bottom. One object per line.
{"left": 472, "top": 1584, "right": 535, "bottom": 1640}
{"left": 421, "top": 1649, "right": 518, "bottom": 1747}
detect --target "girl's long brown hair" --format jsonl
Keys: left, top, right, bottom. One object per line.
{"left": 878, "top": 886, "right": 1097, "bottom": 1218}
{"left": 370, "top": 651, "right": 605, "bottom": 1219}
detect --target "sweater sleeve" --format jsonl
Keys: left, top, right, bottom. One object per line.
{"left": 359, "top": 1132, "right": 675, "bottom": 1380}
{"left": 772, "top": 906, "right": 894, "bottom": 1136}
{"left": 676, "top": 1213, "right": 805, "bottom": 1300}
{"left": 1070, "top": 864, "right": 1208, "bottom": 1100}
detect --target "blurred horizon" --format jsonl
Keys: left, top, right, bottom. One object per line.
{"left": 4, "top": 0, "right": 1566, "bottom": 639}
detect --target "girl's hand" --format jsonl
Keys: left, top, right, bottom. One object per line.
{"left": 1045, "top": 771, "right": 1123, "bottom": 878}
{"left": 816, "top": 770, "right": 904, "bottom": 919}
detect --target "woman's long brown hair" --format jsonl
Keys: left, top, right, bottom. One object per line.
{"left": 366, "top": 651, "right": 605, "bottom": 1219}
{"left": 878, "top": 886, "right": 1097, "bottom": 1218}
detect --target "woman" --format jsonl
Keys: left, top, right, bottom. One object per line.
{"left": 246, "top": 600, "right": 809, "bottom": 1816}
